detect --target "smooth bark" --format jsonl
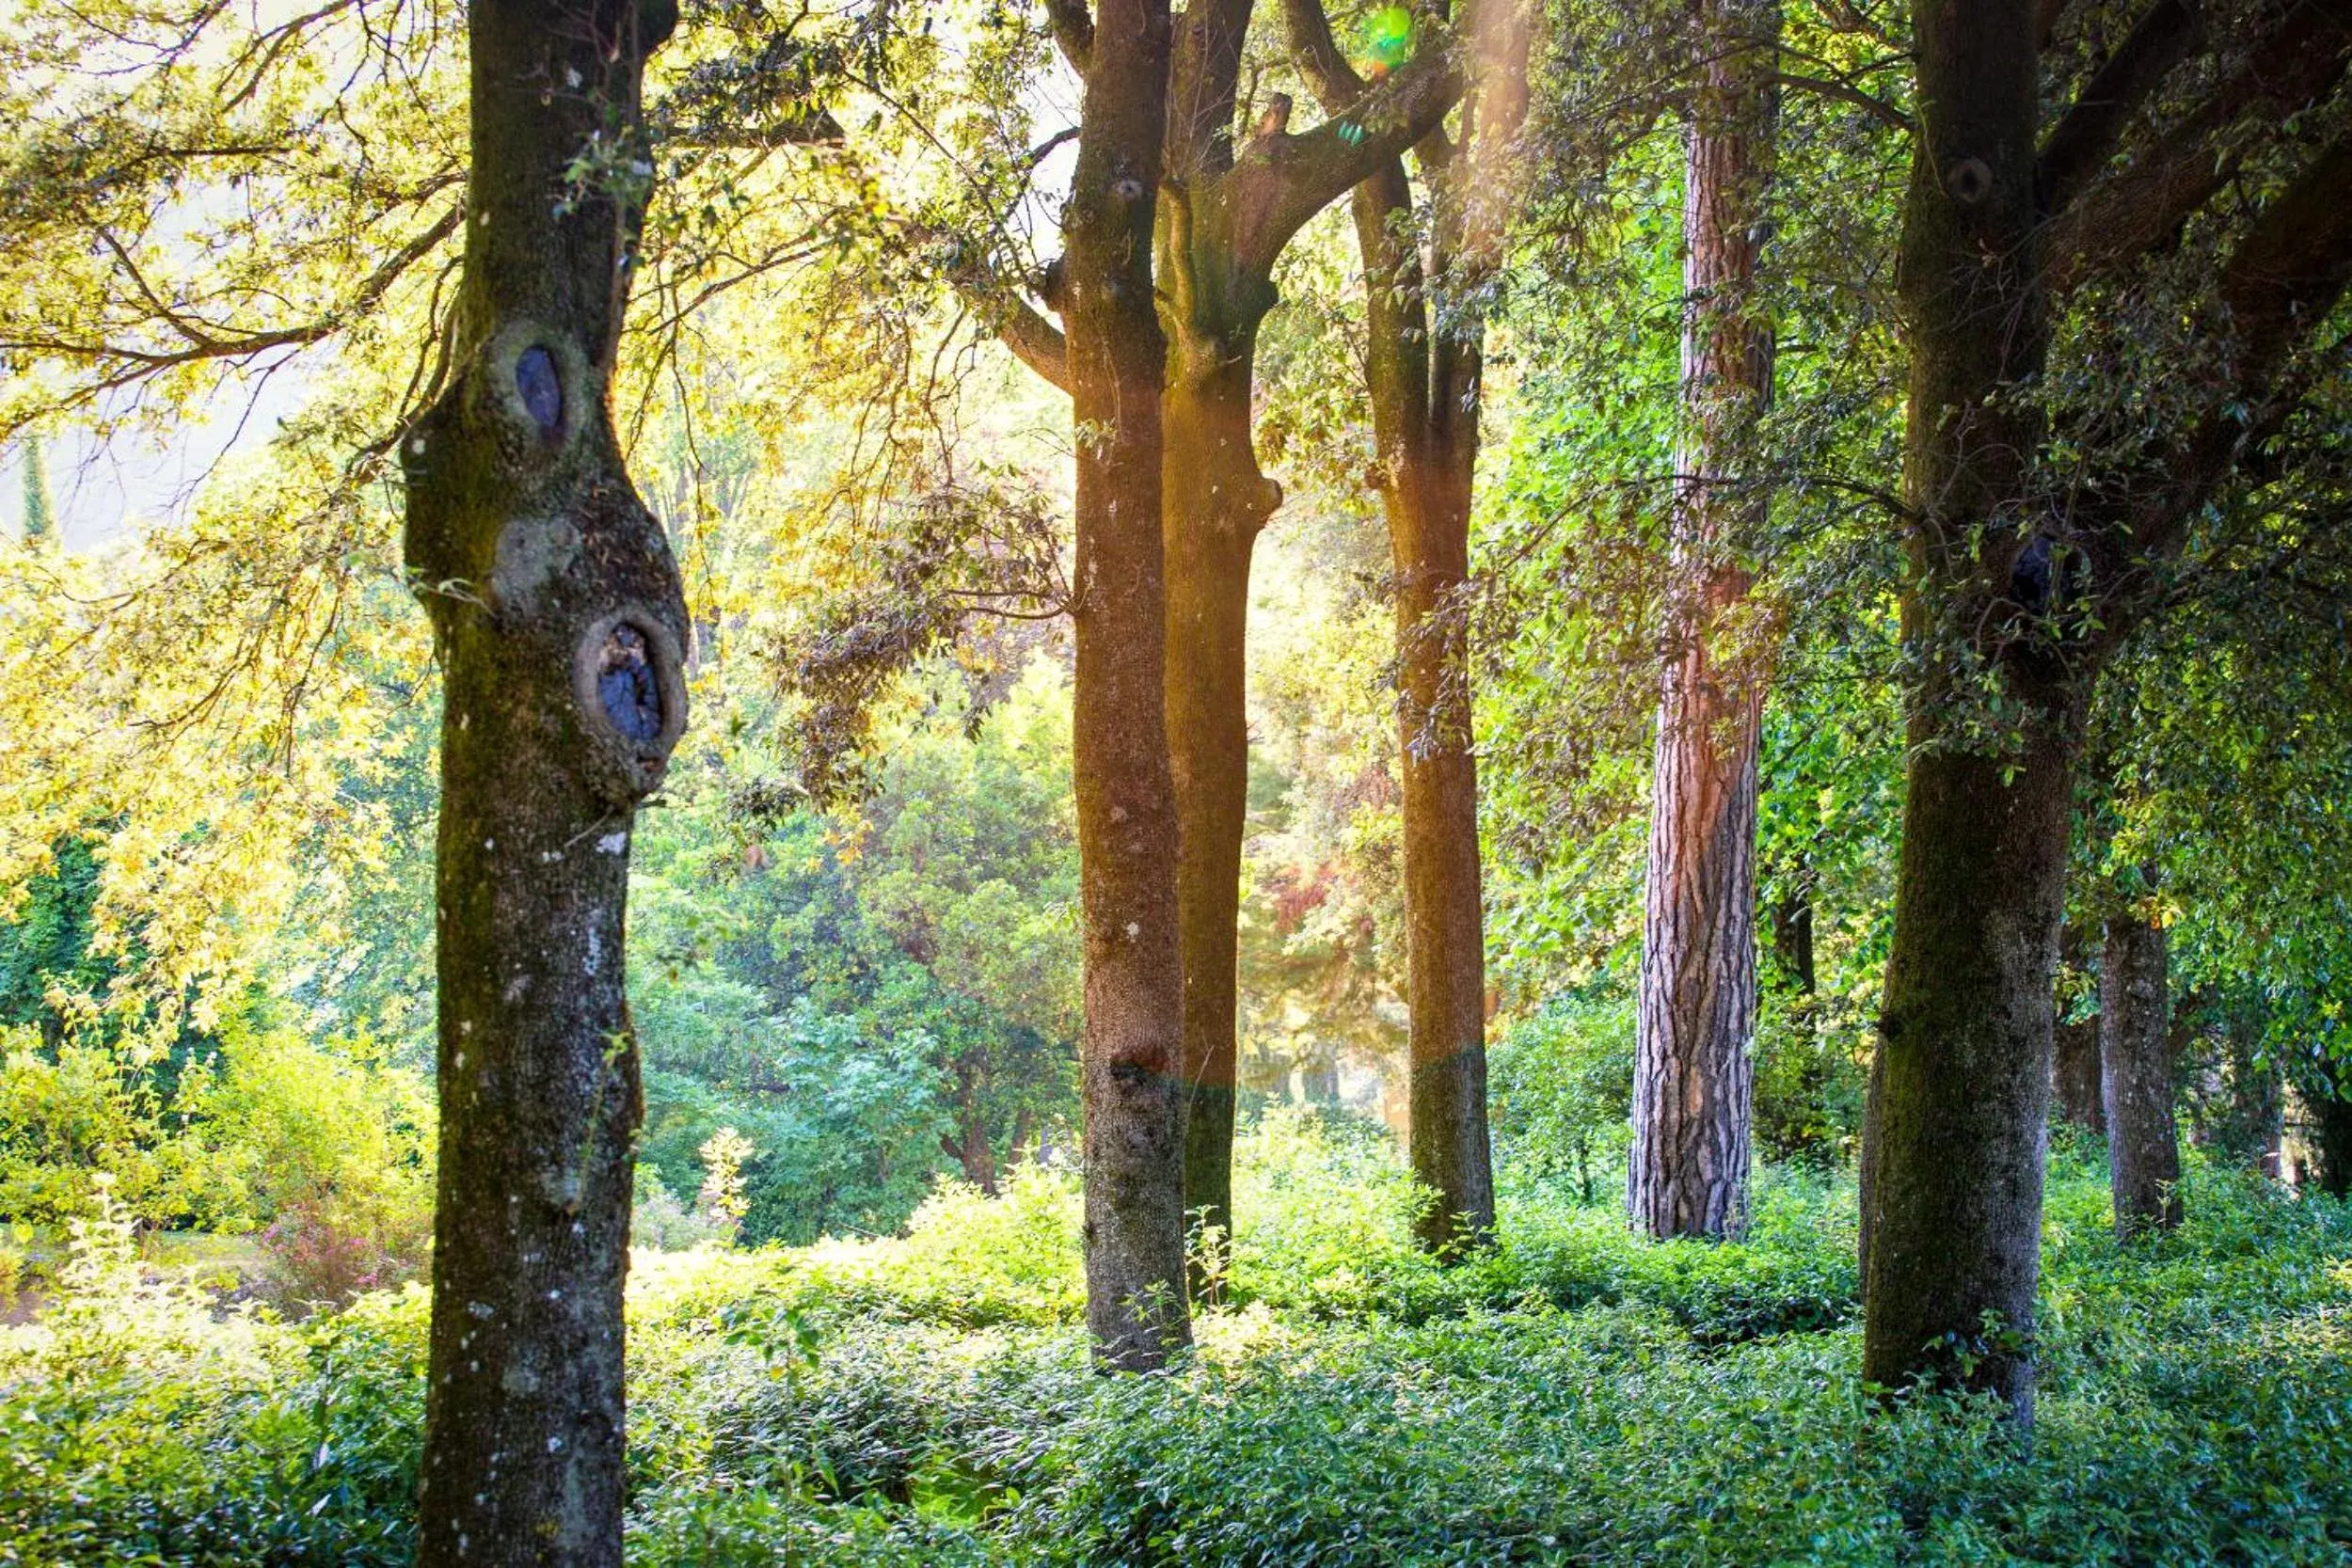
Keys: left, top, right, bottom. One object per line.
{"left": 1324, "top": 0, "right": 1527, "bottom": 1255}
{"left": 1063, "top": 0, "right": 1191, "bottom": 1370}
{"left": 1162, "top": 0, "right": 1470, "bottom": 1263}
{"left": 1629, "top": 0, "right": 1778, "bottom": 1243}
{"left": 400, "top": 0, "right": 685, "bottom": 1560}
{"left": 2100, "top": 911, "right": 2181, "bottom": 1237}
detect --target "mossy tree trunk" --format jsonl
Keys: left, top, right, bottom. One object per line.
{"left": 2100, "top": 909, "right": 2182, "bottom": 1237}
{"left": 398, "top": 0, "right": 686, "bottom": 1561}
{"left": 1860, "top": 0, "right": 2059, "bottom": 1426}
{"left": 1629, "top": 0, "right": 1778, "bottom": 1243}
{"left": 1059, "top": 0, "right": 1192, "bottom": 1370}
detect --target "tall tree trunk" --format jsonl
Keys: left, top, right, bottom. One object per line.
{"left": 1007, "top": 1105, "right": 1037, "bottom": 1173}
{"left": 1355, "top": 160, "right": 1498, "bottom": 1254}
{"left": 1157, "top": 1, "right": 1263, "bottom": 1285}
{"left": 2101, "top": 910, "right": 2181, "bottom": 1236}
{"left": 1167, "top": 342, "right": 1279, "bottom": 1259}
{"left": 1339, "top": 0, "right": 1531, "bottom": 1257}
{"left": 1861, "top": 0, "right": 2059, "bottom": 1426}
{"left": 399, "top": 0, "right": 685, "bottom": 1561}
{"left": 1012, "top": 3, "right": 1470, "bottom": 1272}
{"left": 944, "top": 1066, "right": 1000, "bottom": 1195}
{"left": 1629, "top": 0, "right": 1778, "bottom": 1242}
{"left": 2052, "top": 923, "right": 2106, "bottom": 1132}
{"left": 1063, "top": 0, "right": 1190, "bottom": 1370}
{"left": 1389, "top": 389, "right": 1495, "bottom": 1253}
{"left": 1770, "top": 878, "right": 1816, "bottom": 996}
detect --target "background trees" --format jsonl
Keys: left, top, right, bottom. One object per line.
{"left": 2, "top": 0, "right": 2351, "bottom": 1513}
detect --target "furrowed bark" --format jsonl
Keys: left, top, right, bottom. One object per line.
{"left": 2101, "top": 911, "right": 2182, "bottom": 1237}
{"left": 400, "top": 0, "right": 686, "bottom": 1561}
{"left": 1861, "top": 0, "right": 2058, "bottom": 1426}
{"left": 1629, "top": 0, "right": 1778, "bottom": 1243}
{"left": 1065, "top": 0, "right": 1190, "bottom": 1370}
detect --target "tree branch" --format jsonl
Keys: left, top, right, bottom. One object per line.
{"left": 2036, "top": 0, "right": 2206, "bottom": 216}
{"left": 1044, "top": 0, "right": 1093, "bottom": 74}
{"left": 1284, "top": 0, "right": 1367, "bottom": 111}
{"left": 1238, "top": 6, "right": 1468, "bottom": 272}
{"left": 2045, "top": 2, "right": 2352, "bottom": 298}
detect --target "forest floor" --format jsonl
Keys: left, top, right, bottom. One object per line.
{"left": 3, "top": 1112, "right": 2348, "bottom": 1566}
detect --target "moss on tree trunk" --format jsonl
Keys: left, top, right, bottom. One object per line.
{"left": 399, "top": 1, "right": 685, "bottom": 1560}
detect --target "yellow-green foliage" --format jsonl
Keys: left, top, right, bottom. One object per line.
{"left": 0, "top": 1025, "right": 239, "bottom": 1231}
{"left": 793, "top": 1162, "right": 1086, "bottom": 1328}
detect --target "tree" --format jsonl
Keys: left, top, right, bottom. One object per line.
{"left": 1056, "top": 0, "right": 1192, "bottom": 1370}
{"left": 2051, "top": 924, "right": 2106, "bottom": 1133}
{"left": 1285, "top": 0, "right": 1528, "bottom": 1250}
{"left": 397, "top": 0, "right": 688, "bottom": 1560}
{"left": 989, "top": 0, "right": 1470, "bottom": 1265}
{"left": 19, "top": 438, "right": 51, "bottom": 546}
{"left": 2099, "top": 895, "right": 2181, "bottom": 1238}
{"left": 1863, "top": 0, "right": 2352, "bottom": 1421}
{"left": 1629, "top": 0, "right": 1779, "bottom": 1243}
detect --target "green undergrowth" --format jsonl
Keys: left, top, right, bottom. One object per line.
{"left": 3, "top": 1108, "right": 2348, "bottom": 1565}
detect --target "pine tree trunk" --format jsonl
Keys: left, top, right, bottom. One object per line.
{"left": 2052, "top": 926, "right": 2106, "bottom": 1132}
{"left": 399, "top": 1, "right": 684, "bottom": 1561}
{"left": 1064, "top": 0, "right": 1189, "bottom": 1370}
{"left": 1629, "top": 0, "right": 1776, "bottom": 1242}
{"left": 2101, "top": 911, "right": 2182, "bottom": 1237}
{"left": 1861, "top": 0, "right": 2059, "bottom": 1426}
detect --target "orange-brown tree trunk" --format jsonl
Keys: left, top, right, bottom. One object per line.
{"left": 1063, "top": 0, "right": 1190, "bottom": 1370}
{"left": 1629, "top": 0, "right": 1778, "bottom": 1241}
{"left": 1335, "top": 0, "right": 1532, "bottom": 1252}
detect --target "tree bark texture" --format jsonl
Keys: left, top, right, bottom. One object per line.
{"left": 2100, "top": 911, "right": 2181, "bottom": 1237}
{"left": 399, "top": 0, "right": 685, "bottom": 1562}
{"left": 1161, "top": 167, "right": 1284, "bottom": 1271}
{"left": 1629, "top": 0, "right": 1777, "bottom": 1243}
{"left": 1329, "top": 0, "right": 1528, "bottom": 1256}
{"left": 1064, "top": 0, "right": 1191, "bottom": 1370}
{"left": 2052, "top": 925, "right": 2106, "bottom": 1133}
{"left": 1861, "top": 0, "right": 2060, "bottom": 1426}
{"left": 1156, "top": 0, "right": 1472, "bottom": 1263}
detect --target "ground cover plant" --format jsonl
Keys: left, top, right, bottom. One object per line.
{"left": 4, "top": 1109, "right": 2346, "bottom": 1566}
{"left": 6, "top": 0, "right": 2352, "bottom": 1560}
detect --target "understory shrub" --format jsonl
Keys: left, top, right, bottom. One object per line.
{"left": 2, "top": 1113, "right": 2347, "bottom": 1566}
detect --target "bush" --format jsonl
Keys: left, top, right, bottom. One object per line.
{"left": 5, "top": 1112, "right": 2350, "bottom": 1566}
{"left": 1486, "top": 994, "right": 1633, "bottom": 1204}
{"left": 198, "top": 1021, "right": 434, "bottom": 1310}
